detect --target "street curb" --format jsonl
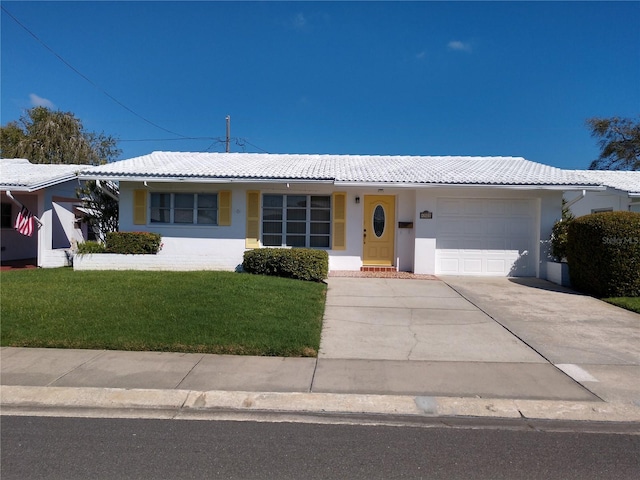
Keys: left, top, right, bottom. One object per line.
{"left": 2, "top": 385, "right": 640, "bottom": 424}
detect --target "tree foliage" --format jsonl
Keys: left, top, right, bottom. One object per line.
{"left": 0, "top": 106, "right": 120, "bottom": 165}
{"left": 76, "top": 181, "right": 119, "bottom": 243}
{"left": 587, "top": 116, "right": 640, "bottom": 171}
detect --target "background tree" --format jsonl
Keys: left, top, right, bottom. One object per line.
{"left": 587, "top": 116, "right": 640, "bottom": 170}
{"left": 0, "top": 106, "right": 120, "bottom": 165}
{"left": 76, "top": 180, "right": 119, "bottom": 243}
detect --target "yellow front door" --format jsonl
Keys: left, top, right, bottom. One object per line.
{"left": 363, "top": 195, "right": 395, "bottom": 266}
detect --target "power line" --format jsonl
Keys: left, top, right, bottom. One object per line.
{"left": 1, "top": 5, "right": 188, "bottom": 138}
{"left": 240, "top": 138, "right": 270, "bottom": 153}
{"left": 120, "top": 137, "right": 216, "bottom": 142}
{"left": 2, "top": 6, "right": 272, "bottom": 155}
{"left": 122, "top": 136, "right": 271, "bottom": 154}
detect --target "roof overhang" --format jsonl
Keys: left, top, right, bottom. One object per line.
{"left": 78, "top": 174, "right": 336, "bottom": 184}
{"left": 333, "top": 181, "right": 605, "bottom": 191}
{"left": 0, "top": 175, "right": 78, "bottom": 193}
{"left": 1, "top": 174, "right": 80, "bottom": 192}
{"left": 78, "top": 172, "right": 606, "bottom": 191}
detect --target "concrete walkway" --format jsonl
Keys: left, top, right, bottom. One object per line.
{"left": 2, "top": 276, "right": 639, "bottom": 423}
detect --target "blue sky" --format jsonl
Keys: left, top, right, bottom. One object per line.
{"left": 2, "top": 1, "right": 639, "bottom": 169}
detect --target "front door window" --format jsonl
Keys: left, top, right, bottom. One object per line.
{"left": 373, "top": 205, "right": 385, "bottom": 237}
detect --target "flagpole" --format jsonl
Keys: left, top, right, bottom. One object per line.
{"left": 5, "top": 191, "right": 44, "bottom": 227}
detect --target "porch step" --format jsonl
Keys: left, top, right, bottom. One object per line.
{"left": 360, "top": 266, "right": 397, "bottom": 273}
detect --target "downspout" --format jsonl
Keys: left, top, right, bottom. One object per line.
{"left": 564, "top": 189, "right": 586, "bottom": 211}
{"left": 5, "top": 191, "right": 44, "bottom": 227}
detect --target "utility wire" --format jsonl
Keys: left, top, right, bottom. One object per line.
{"left": 2, "top": 6, "right": 272, "bottom": 154}
{"left": 2, "top": 5, "right": 188, "bottom": 138}
{"left": 120, "top": 137, "right": 217, "bottom": 142}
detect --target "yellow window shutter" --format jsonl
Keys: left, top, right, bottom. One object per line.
{"left": 133, "top": 189, "right": 147, "bottom": 225}
{"left": 246, "top": 190, "right": 260, "bottom": 248}
{"left": 332, "top": 192, "right": 347, "bottom": 250}
{"left": 218, "top": 191, "right": 232, "bottom": 226}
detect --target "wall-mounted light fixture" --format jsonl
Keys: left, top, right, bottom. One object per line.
{"left": 355, "top": 196, "right": 360, "bottom": 204}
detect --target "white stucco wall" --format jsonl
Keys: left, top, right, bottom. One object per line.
{"left": 567, "top": 190, "right": 636, "bottom": 218}
{"left": 101, "top": 181, "right": 562, "bottom": 277}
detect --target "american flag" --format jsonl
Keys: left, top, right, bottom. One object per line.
{"left": 14, "top": 206, "right": 34, "bottom": 237}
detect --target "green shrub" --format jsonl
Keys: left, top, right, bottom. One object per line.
{"left": 566, "top": 211, "right": 640, "bottom": 297}
{"left": 550, "top": 219, "right": 572, "bottom": 261}
{"left": 105, "top": 232, "right": 163, "bottom": 255}
{"left": 76, "top": 241, "right": 107, "bottom": 254}
{"left": 243, "top": 248, "right": 328, "bottom": 282}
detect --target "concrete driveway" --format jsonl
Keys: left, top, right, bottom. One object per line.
{"left": 316, "top": 276, "right": 639, "bottom": 403}
{"left": 442, "top": 276, "right": 640, "bottom": 404}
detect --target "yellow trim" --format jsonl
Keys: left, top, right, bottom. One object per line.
{"left": 133, "top": 189, "right": 147, "bottom": 225}
{"left": 332, "top": 192, "right": 347, "bottom": 250}
{"left": 218, "top": 191, "right": 232, "bottom": 226}
{"left": 246, "top": 190, "right": 260, "bottom": 248}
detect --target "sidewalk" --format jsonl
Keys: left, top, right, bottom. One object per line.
{"left": 2, "top": 277, "right": 639, "bottom": 424}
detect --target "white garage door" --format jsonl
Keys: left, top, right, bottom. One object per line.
{"left": 435, "top": 198, "right": 536, "bottom": 276}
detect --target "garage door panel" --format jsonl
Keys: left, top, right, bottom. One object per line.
{"left": 486, "top": 200, "right": 507, "bottom": 215}
{"left": 463, "top": 259, "right": 482, "bottom": 273}
{"left": 435, "top": 198, "right": 535, "bottom": 276}
{"left": 464, "top": 202, "right": 484, "bottom": 216}
{"left": 485, "top": 219, "right": 508, "bottom": 236}
{"left": 439, "top": 199, "right": 463, "bottom": 215}
{"left": 439, "top": 258, "right": 460, "bottom": 274}
{"left": 486, "top": 237, "right": 509, "bottom": 250}
{"left": 510, "top": 200, "right": 532, "bottom": 216}
{"left": 464, "top": 219, "right": 485, "bottom": 235}
{"left": 438, "top": 219, "right": 464, "bottom": 235}
{"left": 487, "top": 259, "right": 508, "bottom": 274}
{"left": 509, "top": 219, "right": 531, "bottom": 235}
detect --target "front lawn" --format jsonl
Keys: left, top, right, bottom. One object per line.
{"left": 603, "top": 297, "right": 640, "bottom": 314}
{"left": 0, "top": 269, "right": 326, "bottom": 357}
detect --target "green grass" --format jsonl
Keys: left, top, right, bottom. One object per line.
{"left": 603, "top": 297, "right": 640, "bottom": 314}
{"left": 0, "top": 269, "right": 326, "bottom": 357}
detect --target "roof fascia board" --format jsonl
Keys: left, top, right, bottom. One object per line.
{"left": 333, "top": 181, "right": 605, "bottom": 191}
{"left": 4, "top": 174, "right": 79, "bottom": 192}
{"left": 1, "top": 186, "right": 30, "bottom": 192}
{"left": 80, "top": 175, "right": 335, "bottom": 184}
{"left": 604, "top": 186, "right": 640, "bottom": 197}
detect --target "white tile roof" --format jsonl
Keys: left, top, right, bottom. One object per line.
{"left": 1, "top": 158, "right": 86, "bottom": 192}
{"left": 569, "top": 170, "right": 640, "bottom": 196}
{"left": 80, "top": 151, "right": 600, "bottom": 187}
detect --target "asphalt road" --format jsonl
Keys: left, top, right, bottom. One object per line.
{"left": 2, "top": 416, "right": 639, "bottom": 480}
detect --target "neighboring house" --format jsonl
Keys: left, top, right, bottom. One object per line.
{"left": 566, "top": 170, "right": 640, "bottom": 217}
{"left": 0, "top": 158, "right": 88, "bottom": 267}
{"left": 78, "top": 151, "right": 600, "bottom": 278}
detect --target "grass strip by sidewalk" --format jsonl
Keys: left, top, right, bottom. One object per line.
{"left": 1, "top": 269, "right": 326, "bottom": 357}
{"left": 603, "top": 297, "right": 640, "bottom": 314}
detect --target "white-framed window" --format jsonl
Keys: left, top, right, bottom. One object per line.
{"left": 150, "top": 193, "right": 218, "bottom": 225}
{"left": 262, "top": 194, "right": 331, "bottom": 248}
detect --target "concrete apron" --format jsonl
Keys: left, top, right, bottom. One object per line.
{"left": 440, "top": 276, "right": 640, "bottom": 406}
{"left": 317, "top": 277, "right": 598, "bottom": 401}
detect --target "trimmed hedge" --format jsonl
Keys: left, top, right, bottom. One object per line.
{"left": 243, "top": 248, "right": 328, "bottom": 282}
{"left": 105, "top": 232, "right": 163, "bottom": 255}
{"left": 76, "top": 241, "right": 107, "bottom": 254}
{"left": 566, "top": 211, "right": 640, "bottom": 297}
